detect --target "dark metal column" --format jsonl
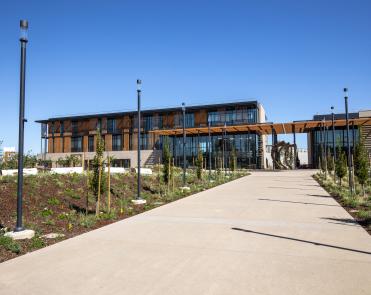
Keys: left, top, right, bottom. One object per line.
{"left": 136, "top": 79, "right": 141, "bottom": 200}
{"left": 15, "top": 20, "right": 28, "bottom": 232}
{"left": 208, "top": 118, "right": 211, "bottom": 179}
{"left": 331, "top": 107, "right": 336, "bottom": 160}
{"left": 182, "top": 102, "right": 186, "bottom": 185}
{"left": 344, "top": 88, "right": 353, "bottom": 194}
{"left": 293, "top": 128, "right": 297, "bottom": 169}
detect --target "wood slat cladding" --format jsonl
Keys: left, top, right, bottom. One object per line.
{"left": 123, "top": 130, "right": 130, "bottom": 150}
{"left": 54, "top": 137, "right": 63, "bottom": 153}
{"left": 105, "top": 134, "right": 112, "bottom": 151}
{"left": 48, "top": 138, "right": 53, "bottom": 153}
{"left": 83, "top": 135, "right": 89, "bottom": 152}
{"left": 123, "top": 116, "right": 131, "bottom": 129}
{"left": 88, "top": 118, "right": 97, "bottom": 130}
{"left": 195, "top": 110, "right": 207, "bottom": 127}
{"left": 64, "top": 120, "right": 72, "bottom": 133}
{"left": 64, "top": 137, "right": 71, "bottom": 153}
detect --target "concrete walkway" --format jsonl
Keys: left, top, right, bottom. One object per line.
{"left": 1, "top": 171, "right": 371, "bottom": 294}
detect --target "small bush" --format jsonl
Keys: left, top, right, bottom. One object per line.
{"left": 41, "top": 208, "right": 53, "bottom": 217}
{"left": 0, "top": 235, "right": 21, "bottom": 254}
{"left": 78, "top": 214, "right": 97, "bottom": 228}
{"left": 30, "top": 237, "right": 45, "bottom": 250}
{"left": 47, "top": 197, "right": 60, "bottom": 206}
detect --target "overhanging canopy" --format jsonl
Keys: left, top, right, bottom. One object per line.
{"left": 149, "top": 117, "right": 371, "bottom": 136}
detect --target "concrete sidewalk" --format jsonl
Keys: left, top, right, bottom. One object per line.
{"left": 1, "top": 170, "right": 371, "bottom": 295}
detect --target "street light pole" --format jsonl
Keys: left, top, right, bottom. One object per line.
{"left": 182, "top": 102, "right": 186, "bottom": 186}
{"left": 223, "top": 122, "right": 226, "bottom": 174}
{"left": 344, "top": 88, "right": 353, "bottom": 195}
{"left": 331, "top": 106, "right": 336, "bottom": 181}
{"left": 15, "top": 20, "right": 28, "bottom": 232}
{"left": 137, "top": 79, "right": 141, "bottom": 200}
{"left": 208, "top": 117, "right": 211, "bottom": 180}
{"left": 331, "top": 106, "right": 336, "bottom": 160}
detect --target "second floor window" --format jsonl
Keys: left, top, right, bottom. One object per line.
{"left": 174, "top": 113, "right": 194, "bottom": 128}
{"left": 60, "top": 121, "right": 64, "bottom": 135}
{"left": 88, "top": 136, "right": 94, "bottom": 152}
{"left": 107, "top": 118, "right": 117, "bottom": 133}
{"left": 112, "top": 135, "right": 122, "bottom": 151}
{"left": 71, "top": 136, "right": 83, "bottom": 152}
{"left": 72, "top": 121, "right": 78, "bottom": 134}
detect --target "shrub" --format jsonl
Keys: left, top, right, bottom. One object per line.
{"left": 0, "top": 235, "right": 21, "bottom": 254}
{"left": 354, "top": 137, "right": 370, "bottom": 195}
{"left": 41, "top": 208, "right": 53, "bottom": 217}
{"left": 47, "top": 197, "right": 60, "bottom": 206}
{"left": 30, "top": 237, "right": 45, "bottom": 250}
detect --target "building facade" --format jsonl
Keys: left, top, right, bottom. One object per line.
{"left": 36, "top": 101, "right": 267, "bottom": 169}
{"left": 308, "top": 110, "right": 371, "bottom": 167}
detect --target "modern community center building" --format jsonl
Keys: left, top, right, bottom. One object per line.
{"left": 36, "top": 100, "right": 371, "bottom": 169}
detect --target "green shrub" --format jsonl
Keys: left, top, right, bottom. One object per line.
{"left": 78, "top": 214, "right": 97, "bottom": 228}
{"left": 47, "top": 197, "right": 60, "bottom": 206}
{"left": 30, "top": 237, "right": 45, "bottom": 250}
{"left": 356, "top": 210, "right": 371, "bottom": 220}
{"left": 41, "top": 208, "right": 53, "bottom": 217}
{"left": 64, "top": 188, "right": 81, "bottom": 200}
{"left": 0, "top": 235, "right": 21, "bottom": 254}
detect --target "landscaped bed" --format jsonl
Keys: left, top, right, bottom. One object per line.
{"left": 0, "top": 168, "right": 248, "bottom": 263}
{"left": 313, "top": 173, "right": 371, "bottom": 234}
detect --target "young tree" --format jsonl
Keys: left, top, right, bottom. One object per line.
{"left": 90, "top": 131, "right": 106, "bottom": 215}
{"left": 230, "top": 147, "right": 237, "bottom": 172}
{"left": 327, "top": 154, "right": 334, "bottom": 174}
{"left": 195, "top": 145, "right": 203, "bottom": 180}
{"left": 354, "top": 138, "right": 370, "bottom": 195}
{"left": 162, "top": 139, "right": 171, "bottom": 184}
{"left": 335, "top": 148, "right": 347, "bottom": 186}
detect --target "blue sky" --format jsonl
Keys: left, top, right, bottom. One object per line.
{"left": 0, "top": 0, "right": 370, "bottom": 151}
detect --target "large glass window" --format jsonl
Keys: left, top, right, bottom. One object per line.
{"left": 88, "top": 136, "right": 94, "bottom": 152}
{"left": 71, "top": 136, "right": 83, "bottom": 152}
{"left": 208, "top": 108, "right": 257, "bottom": 126}
{"left": 72, "top": 121, "right": 78, "bottom": 134}
{"left": 60, "top": 121, "right": 64, "bottom": 135}
{"left": 143, "top": 115, "right": 153, "bottom": 131}
{"left": 174, "top": 113, "right": 194, "bottom": 128}
{"left": 96, "top": 118, "right": 102, "bottom": 131}
{"left": 107, "top": 118, "right": 117, "bottom": 133}
{"left": 112, "top": 135, "right": 122, "bottom": 151}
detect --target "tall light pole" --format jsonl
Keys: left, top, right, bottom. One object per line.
{"left": 135, "top": 79, "right": 144, "bottom": 203}
{"left": 344, "top": 88, "right": 353, "bottom": 194}
{"left": 208, "top": 116, "right": 212, "bottom": 180}
{"left": 182, "top": 102, "right": 186, "bottom": 186}
{"left": 15, "top": 20, "right": 28, "bottom": 232}
{"left": 223, "top": 122, "right": 226, "bottom": 174}
{"left": 331, "top": 106, "right": 336, "bottom": 160}
{"left": 331, "top": 106, "right": 336, "bottom": 181}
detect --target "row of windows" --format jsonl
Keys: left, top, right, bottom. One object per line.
{"left": 47, "top": 107, "right": 259, "bottom": 136}
{"left": 70, "top": 134, "right": 151, "bottom": 152}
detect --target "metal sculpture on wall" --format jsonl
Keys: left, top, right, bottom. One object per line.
{"left": 271, "top": 141, "right": 297, "bottom": 170}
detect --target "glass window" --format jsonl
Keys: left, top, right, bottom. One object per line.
{"left": 112, "top": 135, "right": 122, "bottom": 151}
{"left": 72, "top": 121, "right": 78, "bottom": 134}
{"left": 71, "top": 136, "right": 83, "bottom": 152}
{"left": 88, "top": 136, "right": 94, "bottom": 152}
{"left": 96, "top": 118, "right": 102, "bottom": 131}
{"left": 143, "top": 115, "right": 153, "bottom": 131}
{"left": 60, "top": 121, "right": 64, "bottom": 135}
{"left": 107, "top": 118, "right": 117, "bottom": 133}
